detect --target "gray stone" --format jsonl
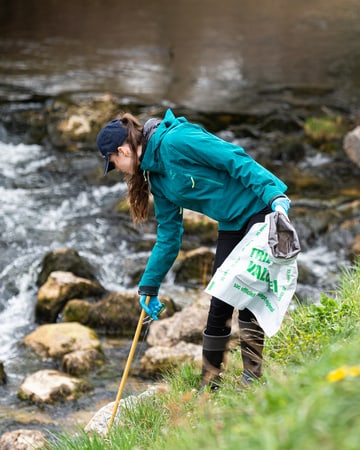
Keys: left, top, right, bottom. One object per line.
{"left": 343, "top": 126, "right": 360, "bottom": 168}
{"left": 36, "top": 271, "right": 105, "bottom": 323}
{"left": 22, "top": 322, "right": 101, "bottom": 359}
{"left": 0, "top": 429, "right": 48, "bottom": 450}
{"left": 140, "top": 341, "right": 202, "bottom": 375}
{"left": 18, "top": 369, "right": 92, "bottom": 404}
{"left": 84, "top": 384, "right": 167, "bottom": 436}
{"left": 61, "top": 348, "right": 105, "bottom": 376}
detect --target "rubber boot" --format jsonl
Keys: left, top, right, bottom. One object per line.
{"left": 238, "top": 319, "right": 264, "bottom": 386}
{"left": 201, "top": 331, "right": 231, "bottom": 390}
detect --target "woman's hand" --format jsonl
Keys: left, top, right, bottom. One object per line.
{"left": 139, "top": 295, "right": 165, "bottom": 320}
{"left": 271, "top": 196, "right": 291, "bottom": 216}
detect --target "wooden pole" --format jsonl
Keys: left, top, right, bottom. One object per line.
{"left": 106, "top": 296, "right": 149, "bottom": 435}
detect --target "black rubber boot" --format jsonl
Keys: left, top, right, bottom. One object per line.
{"left": 201, "top": 330, "right": 231, "bottom": 390}
{"left": 238, "top": 319, "right": 264, "bottom": 386}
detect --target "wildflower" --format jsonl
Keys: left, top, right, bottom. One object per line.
{"left": 326, "top": 365, "right": 360, "bottom": 382}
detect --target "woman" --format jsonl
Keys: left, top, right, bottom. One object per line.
{"left": 96, "top": 109, "right": 290, "bottom": 388}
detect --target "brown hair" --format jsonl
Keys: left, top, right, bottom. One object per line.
{"left": 120, "top": 112, "right": 150, "bottom": 223}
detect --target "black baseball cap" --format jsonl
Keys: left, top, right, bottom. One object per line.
{"left": 96, "top": 119, "right": 129, "bottom": 175}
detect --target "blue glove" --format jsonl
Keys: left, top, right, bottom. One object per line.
{"left": 139, "top": 295, "right": 164, "bottom": 320}
{"left": 271, "top": 196, "right": 291, "bottom": 216}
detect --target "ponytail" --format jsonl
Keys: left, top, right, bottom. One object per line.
{"left": 120, "top": 113, "right": 150, "bottom": 223}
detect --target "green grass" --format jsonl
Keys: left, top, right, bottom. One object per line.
{"left": 47, "top": 260, "right": 360, "bottom": 450}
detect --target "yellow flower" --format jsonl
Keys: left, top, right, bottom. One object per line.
{"left": 326, "top": 365, "right": 360, "bottom": 383}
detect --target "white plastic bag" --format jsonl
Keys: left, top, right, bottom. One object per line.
{"left": 205, "top": 212, "right": 300, "bottom": 337}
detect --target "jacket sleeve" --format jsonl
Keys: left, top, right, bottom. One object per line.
{"left": 164, "top": 124, "right": 287, "bottom": 206}
{"left": 138, "top": 194, "right": 184, "bottom": 295}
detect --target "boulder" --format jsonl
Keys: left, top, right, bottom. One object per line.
{"left": 182, "top": 210, "right": 217, "bottom": 247}
{"left": 84, "top": 384, "right": 168, "bottom": 435}
{"left": 352, "top": 235, "right": 360, "bottom": 256}
{"left": 62, "top": 292, "right": 176, "bottom": 337}
{"left": 146, "top": 294, "right": 210, "bottom": 347}
{"left": 22, "top": 322, "right": 101, "bottom": 359}
{"left": 36, "top": 271, "right": 106, "bottom": 323}
{"left": 46, "top": 93, "right": 120, "bottom": 150}
{"left": 61, "top": 348, "right": 105, "bottom": 376}
{"left": 343, "top": 126, "right": 360, "bottom": 168}
{"left": 0, "top": 429, "right": 48, "bottom": 450}
{"left": 147, "top": 293, "right": 240, "bottom": 348}
{"left": 304, "top": 115, "right": 345, "bottom": 143}
{"left": 0, "top": 361, "right": 6, "bottom": 385}
{"left": 18, "top": 369, "right": 92, "bottom": 404}
{"left": 140, "top": 341, "right": 202, "bottom": 376}
{"left": 61, "top": 298, "right": 92, "bottom": 324}
{"left": 173, "top": 247, "right": 215, "bottom": 287}
{"left": 37, "top": 247, "right": 100, "bottom": 287}
{"left": 141, "top": 293, "right": 241, "bottom": 376}
{"left": 146, "top": 293, "right": 239, "bottom": 347}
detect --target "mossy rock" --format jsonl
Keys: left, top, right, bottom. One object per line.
{"left": 63, "top": 292, "right": 177, "bottom": 337}
{"left": 36, "top": 271, "right": 106, "bottom": 323}
{"left": 304, "top": 115, "right": 346, "bottom": 144}
{"left": 61, "top": 348, "right": 105, "bottom": 376}
{"left": 183, "top": 216, "right": 217, "bottom": 245}
{"left": 22, "top": 322, "right": 101, "bottom": 359}
{"left": 61, "top": 299, "right": 92, "bottom": 323}
{"left": 37, "top": 247, "right": 99, "bottom": 287}
{"left": 173, "top": 247, "right": 215, "bottom": 287}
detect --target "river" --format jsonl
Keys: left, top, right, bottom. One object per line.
{"left": 1, "top": 0, "right": 360, "bottom": 109}
{"left": 0, "top": 0, "right": 359, "bottom": 437}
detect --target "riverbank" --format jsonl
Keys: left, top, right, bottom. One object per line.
{"left": 0, "top": 88, "right": 359, "bottom": 441}
{"left": 46, "top": 260, "right": 360, "bottom": 450}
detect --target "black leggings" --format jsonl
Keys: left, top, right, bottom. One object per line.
{"left": 205, "top": 207, "right": 271, "bottom": 336}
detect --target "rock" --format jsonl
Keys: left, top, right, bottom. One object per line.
{"left": 61, "top": 298, "right": 92, "bottom": 324}
{"left": 37, "top": 247, "right": 100, "bottom": 287}
{"left": 304, "top": 115, "right": 345, "bottom": 143}
{"left": 84, "top": 384, "right": 167, "bottom": 435}
{"left": 18, "top": 369, "right": 92, "bottom": 404}
{"left": 147, "top": 294, "right": 210, "bottom": 347}
{"left": 140, "top": 341, "right": 202, "bottom": 376}
{"left": 141, "top": 293, "right": 240, "bottom": 375}
{"left": 182, "top": 210, "right": 217, "bottom": 247}
{"left": 296, "top": 261, "right": 319, "bottom": 286}
{"left": 36, "top": 271, "right": 106, "bottom": 323}
{"left": 343, "top": 126, "right": 360, "bottom": 168}
{"left": 61, "top": 348, "right": 105, "bottom": 376}
{"left": 147, "top": 292, "right": 240, "bottom": 346}
{"left": 62, "top": 292, "right": 176, "bottom": 337}
{"left": 46, "top": 93, "right": 120, "bottom": 150}
{"left": 60, "top": 114, "right": 91, "bottom": 135}
{"left": 259, "top": 112, "right": 303, "bottom": 133}
{"left": 126, "top": 211, "right": 217, "bottom": 285}
{"left": 0, "top": 429, "right": 48, "bottom": 450}
{"left": 173, "top": 247, "right": 215, "bottom": 287}
{"left": 352, "top": 235, "right": 360, "bottom": 256}
{"left": 0, "top": 361, "right": 6, "bottom": 385}
{"left": 22, "top": 322, "right": 101, "bottom": 359}
{"left": 269, "top": 136, "right": 306, "bottom": 162}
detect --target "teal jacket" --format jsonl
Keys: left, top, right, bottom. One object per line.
{"left": 139, "top": 109, "right": 287, "bottom": 295}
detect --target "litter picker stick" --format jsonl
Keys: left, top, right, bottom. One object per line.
{"left": 106, "top": 295, "right": 150, "bottom": 435}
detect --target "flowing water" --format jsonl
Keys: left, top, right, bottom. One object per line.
{"left": 0, "top": 0, "right": 360, "bottom": 433}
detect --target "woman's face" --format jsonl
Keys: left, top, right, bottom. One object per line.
{"left": 108, "top": 143, "right": 138, "bottom": 175}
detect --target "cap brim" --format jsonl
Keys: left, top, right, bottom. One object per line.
{"left": 103, "top": 156, "right": 115, "bottom": 176}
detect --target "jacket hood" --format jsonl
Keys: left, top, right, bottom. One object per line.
{"left": 140, "top": 109, "right": 187, "bottom": 174}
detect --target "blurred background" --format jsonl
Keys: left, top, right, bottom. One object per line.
{"left": 1, "top": 0, "right": 360, "bottom": 109}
